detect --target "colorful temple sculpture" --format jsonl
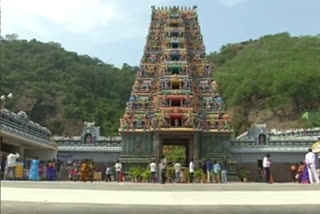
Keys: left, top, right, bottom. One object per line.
{"left": 119, "top": 6, "right": 233, "bottom": 170}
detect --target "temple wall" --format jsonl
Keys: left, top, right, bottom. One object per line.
{"left": 24, "top": 149, "right": 57, "bottom": 161}
{"left": 233, "top": 152, "right": 306, "bottom": 182}
{"left": 198, "top": 134, "right": 232, "bottom": 160}
{"left": 57, "top": 151, "right": 120, "bottom": 164}
{"left": 236, "top": 163, "right": 294, "bottom": 182}
{"left": 233, "top": 153, "right": 305, "bottom": 163}
{"left": 121, "top": 133, "right": 155, "bottom": 155}
{"left": 120, "top": 133, "right": 156, "bottom": 171}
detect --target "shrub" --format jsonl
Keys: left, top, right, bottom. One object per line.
{"left": 166, "top": 167, "right": 175, "bottom": 182}
{"left": 129, "top": 167, "right": 144, "bottom": 182}
{"left": 194, "top": 169, "right": 202, "bottom": 182}
{"left": 141, "top": 169, "right": 151, "bottom": 182}
{"left": 183, "top": 167, "right": 190, "bottom": 183}
{"left": 240, "top": 170, "right": 249, "bottom": 179}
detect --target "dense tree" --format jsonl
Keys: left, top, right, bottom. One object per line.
{"left": 2, "top": 33, "right": 320, "bottom": 136}
{"left": 208, "top": 33, "right": 320, "bottom": 135}
{"left": 1, "top": 37, "right": 137, "bottom": 136}
{"left": 5, "top": 33, "right": 19, "bottom": 41}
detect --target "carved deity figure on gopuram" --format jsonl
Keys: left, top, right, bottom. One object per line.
{"left": 119, "top": 6, "right": 233, "bottom": 170}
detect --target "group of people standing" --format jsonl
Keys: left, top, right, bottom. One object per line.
{"left": 150, "top": 157, "right": 196, "bottom": 184}
{"left": 2, "top": 153, "right": 60, "bottom": 181}
{"left": 148, "top": 156, "right": 196, "bottom": 184}
{"left": 28, "top": 157, "right": 59, "bottom": 181}
{"left": 291, "top": 149, "right": 320, "bottom": 184}
{"left": 103, "top": 160, "right": 122, "bottom": 182}
{"left": 5, "top": 150, "right": 318, "bottom": 184}
{"left": 149, "top": 156, "right": 228, "bottom": 184}
{"left": 70, "top": 160, "right": 95, "bottom": 182}
{"left": 201, "top": 159, "right": 228, "bottom": 184}
{"left": 264, "top": 148, "right": 319, "bottom": 184}
{"left": 4, "top": 158, "right": 97, "bottom": 182}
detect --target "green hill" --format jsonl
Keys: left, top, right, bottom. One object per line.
{"left": 207, "top": 33, "right": 320, "bottom": 135}
{"left": 1, "top": 33, "right": 320, "bottom": 136}
{"left": 1, "top": 35, "right": 137, "bottom": 136}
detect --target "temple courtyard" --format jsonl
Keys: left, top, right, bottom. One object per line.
{"left": 1, "top": 181, "right": 320, "bottom": 214}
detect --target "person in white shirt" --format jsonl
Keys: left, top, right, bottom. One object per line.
{"left": 114, "top": 160, "right": 122, "bottom": 182}
{"left": 150, "top": 160, "right": 157, "bottom": 183}
{"left": 305, "top": 148, "right": 320, "bottom": 184}
{"left": 263, "top": 154, "right": 272, "bottom": 183}
{"left": 105, "top": 164, "right": 112, "bottom": 182}
{"left": 189, "top": 159, "right": 195, "bottom": 183}
{"left": 174, "top": 161, "right": 182, "bottom": 183}
{"left": 5, "top": 152, "right": 20, "bottom": 180}
{"left": 212, "top": 160, "right": 221, "bottom": 183}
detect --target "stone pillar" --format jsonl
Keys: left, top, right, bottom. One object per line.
{"left": 193, "top": 133, "right": 199, "bottom": 167}
{"left": 19, "top": 146, "right": 24, "bottom": 159}
{"left": 153, "top": 133, "right": 160, "bottom": 163}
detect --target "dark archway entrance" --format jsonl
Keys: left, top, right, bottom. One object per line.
{"left": 162, "top": 145, "right": 187, "bottom": 166}
{"left": 159, "top": 134, "right": 194, "bottom": 167}
{"left": 258, "top": 134, "right": 266, "bottom": 145}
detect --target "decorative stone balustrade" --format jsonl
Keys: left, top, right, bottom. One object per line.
{"left": 1, "top": 108, "right": 56, "bottom": 148}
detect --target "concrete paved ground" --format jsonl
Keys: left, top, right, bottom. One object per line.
{"left": 2, "top": 202, "right": 320, "bottom": 214}
{"left": 1, "top": 181, "right": 320, "bottom": 214}
{"left": 2, "top": 180, "right": 320, "bottom": 191}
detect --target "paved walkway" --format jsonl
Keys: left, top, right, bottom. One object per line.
{"left": 2, "top": 202, "right": 320, "bottom": 214}
{"left": 2, "top": 180, "right": 320, "bottom": 191}
{"left": 2, "top": 181, "right": 320, "bottom": 206}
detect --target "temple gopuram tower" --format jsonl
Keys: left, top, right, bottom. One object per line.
{"left": 119, "top": 6, "right": 232, "bottom": 170}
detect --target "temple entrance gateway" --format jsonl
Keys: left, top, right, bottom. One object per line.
{"left": 162, "top": 145, "right": 187, "bottom": 166}
{"left": 119, "top": 6, "right": 233, "bottom": 172}
{"left": 160, "top": 134, "right": 193, "bottom": 166}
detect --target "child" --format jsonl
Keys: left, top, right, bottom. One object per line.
{"left": 70, "top": 162, "right": 78, "bottom": 181}
{"left": 105, "top": 165, "right": 112, "bottom": 182}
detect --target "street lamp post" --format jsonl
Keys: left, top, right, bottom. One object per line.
{"left": 1, "top": 93, "right": 13, "bottom": 109}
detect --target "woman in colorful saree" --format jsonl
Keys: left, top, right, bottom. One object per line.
{"left": 29, "top": 157, "right": 40, "bottom": 181}
{"left": 39, "top": 162, "right": 44, "bottom": 180}
{"left": 70, "top": 161, "right": 78, "bottom": 181}
{"left": 301, "top": 161, "right": 310, "bottom": 184}
{"left": 80, "top": 161, "right": 88, "bottom": 182}
{"left": 46, "top": 161, "right": 56, "bottom": 181}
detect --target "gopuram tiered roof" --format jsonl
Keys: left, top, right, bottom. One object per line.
{"left": 119, "top": 6, "right": 233, "bottom": 169}
{"left": 119, "top": 6, "right": 231, "bottom": 133}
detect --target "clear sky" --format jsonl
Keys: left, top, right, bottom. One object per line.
{"left": 2, "top": 0, "right": 320, "bottom": 67}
